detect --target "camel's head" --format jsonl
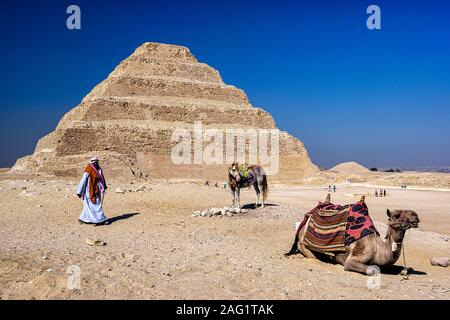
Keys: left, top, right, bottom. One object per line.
{"left": 228, "top": 162, "right": 241, "bottom": 182}
{"left": 387, "top": 209, "right": 420, "bottom": 230}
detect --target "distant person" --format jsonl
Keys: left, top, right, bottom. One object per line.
{"left": 76, "top": 156, "right": 109, "bottom": 225}
{"left": 375, "top": 190, "right": 378, "bottom": 197}
{"left": 333, "top": 185, "right": 336, "bottom": 192}
{"left": 379, "top": 189, "right": 383, "bottom": 197}
{"left": 384, "top": 189, "right": 387, "bottom": 197}
{"left": 328, "top": 185, "right": 332, "bottom": 192}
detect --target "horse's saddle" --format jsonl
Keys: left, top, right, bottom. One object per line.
{"left": 238, "top": 163, "right": 256, "bottom": 184}
{"left": 298, "top": 201, "right": 378, "bottom": 254}
{"left": 246, "top": 170, "right": 255, "bottom": 183}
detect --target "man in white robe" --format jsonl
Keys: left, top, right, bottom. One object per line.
{"left": 76, "top": 156, "right": 109, "bottom": 225}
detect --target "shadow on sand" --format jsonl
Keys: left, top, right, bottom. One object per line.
{"left": 294, "top": 254, "right": 428, "bottom": 276}
{"left": 241, "top": 203, "right": 279, "bottom": 210}
{"left": 381, "top": 265, "right": 427, "bottom": 276}
{"left": 95, "top": 212, "right": 140, "bottom": 226}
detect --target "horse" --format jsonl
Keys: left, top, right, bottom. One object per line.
{"left": 228, "top": 162, "right": 268, "bottom": 209}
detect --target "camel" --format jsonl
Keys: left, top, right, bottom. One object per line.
{"left": 286, "top": 195, "right": 420, "bottom": 275}
{"left": 228, "top": 162, "right": 268, "bottom": 209}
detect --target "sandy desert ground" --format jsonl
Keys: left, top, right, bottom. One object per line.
{"left": 0, "top": 174, "right": 449, "bottom": 300}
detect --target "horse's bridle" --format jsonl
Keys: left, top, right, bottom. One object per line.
{"left": 229, "top": 166, "right": 241, "bottom": 182}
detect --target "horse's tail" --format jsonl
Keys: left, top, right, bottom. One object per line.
{"left": 262, "top": 172, "right": 268, "bottom": 202}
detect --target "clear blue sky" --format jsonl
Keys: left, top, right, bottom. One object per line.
{"left": 1, "top": 0, "right": 449, "bottom": 169}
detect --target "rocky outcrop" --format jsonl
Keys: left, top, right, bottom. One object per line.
{"left": 11, "top": 42, "right": 318, "bottom": 181}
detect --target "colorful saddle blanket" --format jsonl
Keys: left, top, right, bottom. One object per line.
{"left": 299, "top": 201, "right": 378, "bottom": 253}
{"left": 238, "top": 163, "right": 256, "bottom": 185}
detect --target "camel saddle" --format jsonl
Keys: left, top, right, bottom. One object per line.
{"left": 297, "top": 201, "right": 378, "bottom": 254}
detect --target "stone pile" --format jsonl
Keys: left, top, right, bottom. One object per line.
{"left": 192, "top": 207, "right": 249, "bottom": 217}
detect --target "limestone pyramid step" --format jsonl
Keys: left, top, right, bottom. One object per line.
{"left": 84, "top": 75, "right": 250, "bottom": 105}
{"left": 112, "top": 58, "right": 223, "bottom": 84}
{"left": 67, "top": 98, "right": 275, "bottom": 128}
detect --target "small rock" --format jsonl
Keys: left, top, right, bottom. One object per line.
{"left": 85, "top": 238, "right": 106, "bottom": 246}
{"left": 42, "top": 256, "right": 48, "bottom": 260}
{"left": 115, "top": 187, "right": 125, "bottom": 194}
{"left": 135, "top": 185, "right": 146, "bottom": 192}
{"left": 46, "top": 268, "right": 54, "bottom": 272}
{"left": 192, "top": 211, "right": 200, "bottom": 217}
{"left": 430, "top": 257, "right": 450, "bottom": 267}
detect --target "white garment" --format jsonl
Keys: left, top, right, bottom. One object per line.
{"left": 76, "top": 172, "right": 107, "bottom": 223}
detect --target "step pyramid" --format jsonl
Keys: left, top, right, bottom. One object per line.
{"left": 12, "top": 42, "right": 318, "bottom": 181}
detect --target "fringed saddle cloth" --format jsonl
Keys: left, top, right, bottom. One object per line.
{"left": 298, "top": 201, "right": 378, "bottom": 254}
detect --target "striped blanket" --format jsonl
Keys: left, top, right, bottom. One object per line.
{"left": 302, "top": 203, "right": 350, "bottom": 253}
{"left": 298, "top": 201, "right": 378, "bottom": 254}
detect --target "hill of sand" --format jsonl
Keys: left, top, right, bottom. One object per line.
{"left": 329, "top": 161, "right": 371, "bottom": 174}
{"left": 10, "top": 42, "right": 317, "bottom": 181}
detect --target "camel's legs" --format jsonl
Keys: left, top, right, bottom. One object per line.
{"left": 299, "top": 244, "right": 316, "bottom": 259}
{"left": 334, "top": 253, "right": 347, "bottom": 265}
{"left": 344, "top": 258, "right": 370, "bottom": 275}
